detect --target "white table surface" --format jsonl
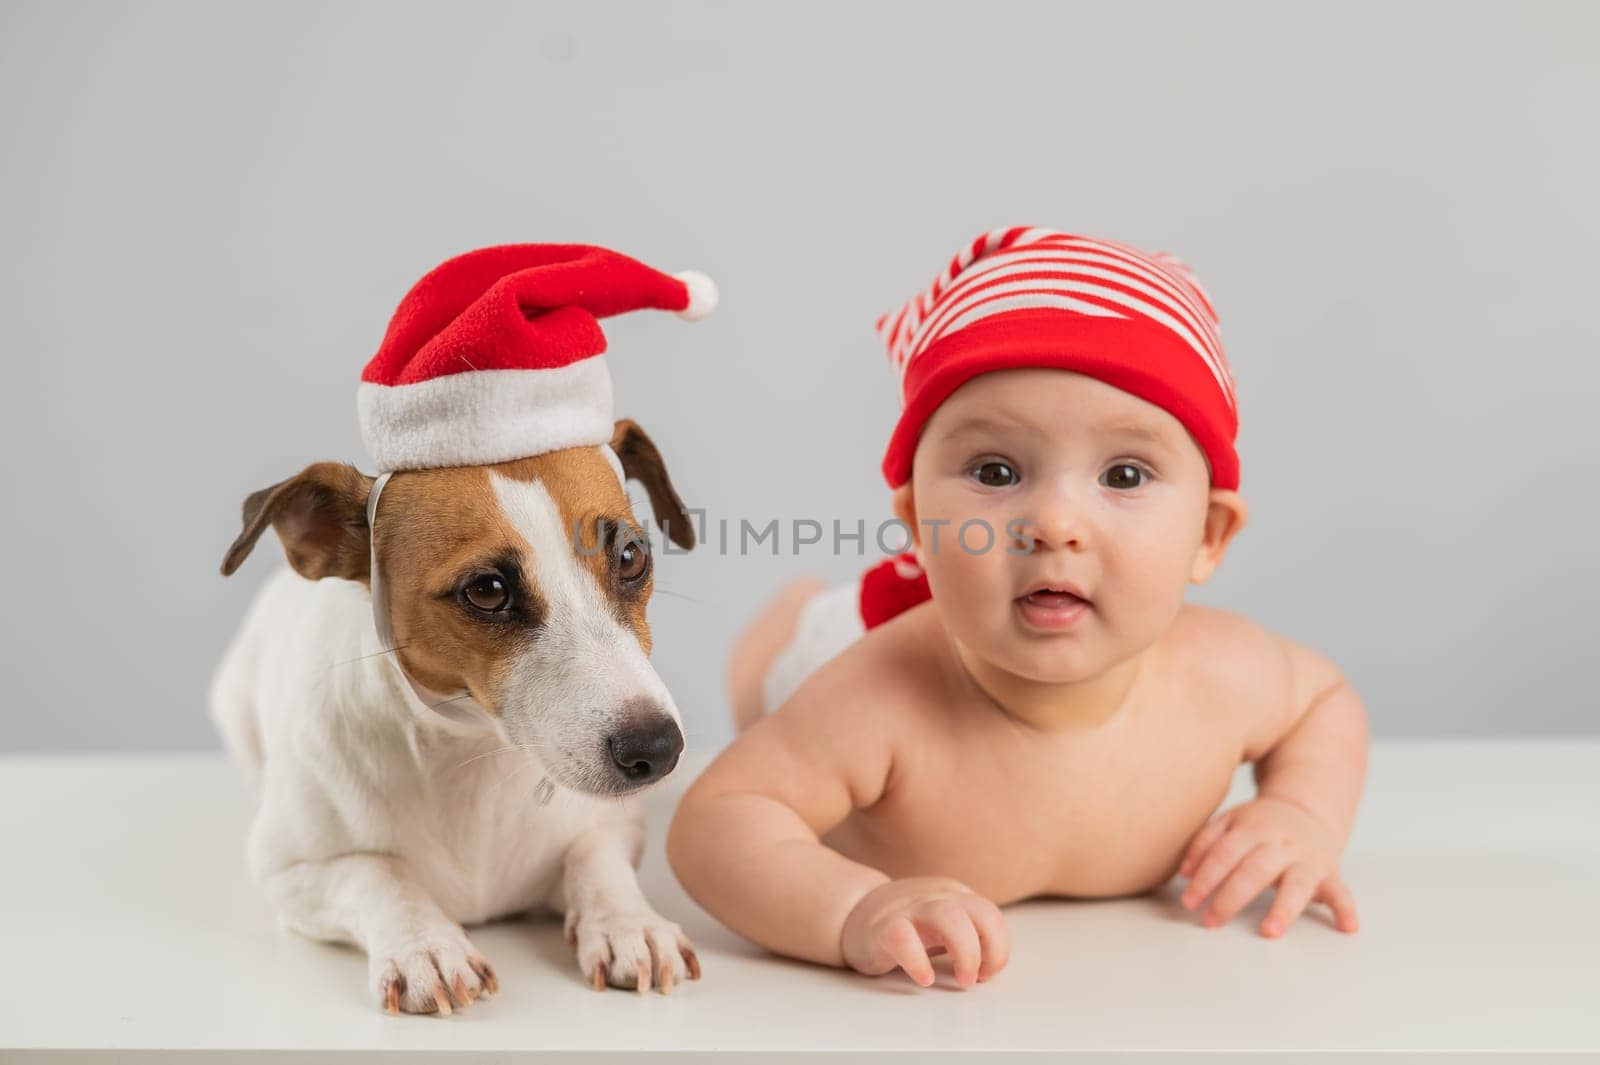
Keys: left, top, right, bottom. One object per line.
{"left": 1, "top": 737, "right": 1597, "bottom": 1061}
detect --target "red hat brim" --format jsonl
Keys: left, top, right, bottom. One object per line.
{"left": 881, "top": 308, "right": 1240, "bottom": 491}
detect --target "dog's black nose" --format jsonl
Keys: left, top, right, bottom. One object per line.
{"left": 607, "top": 715, "right": 684, "bottom": 785}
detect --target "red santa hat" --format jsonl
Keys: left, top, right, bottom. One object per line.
{"left": 358, "top": 243, "right": 717, "bottom": 473}
{"left": 877, "top": 226, "right": 1238, "bottom": 490}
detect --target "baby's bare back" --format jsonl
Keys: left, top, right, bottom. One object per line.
{"left": 816, "top": 602, "right": 1259, "bottom": 905}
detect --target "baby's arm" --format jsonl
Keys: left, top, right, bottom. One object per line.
{"left": 667, "top": 637, "right": 1008, "bottom": 986}
{"left": 1248, "top": 637, "right": 1369, "bottom": 850}
{"left": 1177, "top": 611, "right": 1369, "bottom": 936}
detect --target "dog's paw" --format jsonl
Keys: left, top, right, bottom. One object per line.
{"left": 563, "top": 906, "right": 701, "bottom": 993}
{"left": 368, "top": 926, "right": 499, "bottom": 1016}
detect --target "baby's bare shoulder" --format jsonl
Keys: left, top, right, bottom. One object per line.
{"left": 1169, "top": 602, "right": 1283, "bottom": 667}
{"left": 1167, "top": 603, "right": 1350, "bottom": 761}
{"left": 1166, "top": 604, "right": 1295, "bottom": 761}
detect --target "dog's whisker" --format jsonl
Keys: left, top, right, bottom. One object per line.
{"left": 493, "top": 756, "right": 543, "bottom": 793}
{"left": 441, "top": 734, "right": 564, "bottom": 777}
{"left": 445, "top": 744, "right": 523, "bottom": 774}
{"left": 328, "top": 642, "right": 411, "bottom": 669}
{"left": 491, "top": 760, "right": 532, "bottom": 790}
{"left": 649, "top": 586, "right": 704, "bottom": 604}
{"left": 491, "top": 737, "right": 562, "bottom": 770}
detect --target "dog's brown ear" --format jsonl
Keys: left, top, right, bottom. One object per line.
{"left": 221, "top": 462, "right": 375, "bottom": 581}
{"left": 611, "top": 419, "right": 695, "bottom": 550}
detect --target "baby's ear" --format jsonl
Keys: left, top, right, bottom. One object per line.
{"left": 890, "top": 483, "right": 921, "bottom": 556}
{"left": 1190, "top": 489, "right": 1248, "bottom": 584}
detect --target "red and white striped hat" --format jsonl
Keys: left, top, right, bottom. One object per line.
{"left": 358, "top": 243, "right": 716, "bottom": 473}
{"left": 877, "top": 226, "right": 1238, "bottom": 490}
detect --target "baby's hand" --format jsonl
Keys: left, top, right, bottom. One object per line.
{"left": 840, "top": 877, "right": 1010, "bottom": 988}
{"left": 1177, "top": 796, "right": 1359, "bottom": 937}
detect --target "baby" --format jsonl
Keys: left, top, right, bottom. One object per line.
{"left": 667, "top": 227, "right": 1368, "bottom": 988}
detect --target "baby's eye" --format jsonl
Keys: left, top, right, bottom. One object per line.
{"left": 1101, "top": 463, "right": 1147, "bottom": 490}
{"left": 971, "top": 461, "right": 1019, "bottom": 487}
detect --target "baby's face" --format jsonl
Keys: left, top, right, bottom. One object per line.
{"left": 898, "top": 368, "right": 1239, "bottom": 685}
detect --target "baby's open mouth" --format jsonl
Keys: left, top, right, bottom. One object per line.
{"left": 1015, "top": 585, "right": 1092, "bottom": 630}
{"left": 1017, "top": 577, "right": 1092, "bottom": 605}
{"left": 1019, "top": 588, "right": 1087, "bottom": 608}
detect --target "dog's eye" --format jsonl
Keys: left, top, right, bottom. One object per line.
{"left": 462, "top": 574, "right": 510, "bottom": 612}
{"left": 616, "top": 538, "right": 650, "bottom": 583}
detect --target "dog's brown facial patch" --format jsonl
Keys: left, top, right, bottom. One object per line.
{"left": 374, "top": 448, "right": 654, "bottom": 712}
{"left": 513, "top": 447, "right": 656, "bottom": 655}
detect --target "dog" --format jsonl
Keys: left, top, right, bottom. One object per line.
{"left": 209, "top": 418, "right": 701, "bottom": 1014}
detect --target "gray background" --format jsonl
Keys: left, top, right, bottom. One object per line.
{"left": 2, "top": 0, "right": 1594, "bottom": 753}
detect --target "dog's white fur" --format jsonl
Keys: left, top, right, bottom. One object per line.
{"left": 209, "top": 466, "right": 695, "bottom": 1012}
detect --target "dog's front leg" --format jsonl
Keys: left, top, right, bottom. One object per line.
{"left": 263, "top": 853, "right": 499, "bottom": 1015}
{"left": 554, "top": 811, "right": 702, "bottom": 993}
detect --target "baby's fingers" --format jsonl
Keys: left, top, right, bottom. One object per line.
{"left": 1315, "top": 875, "right": 1360, "bottom": 933}
{"left": 880, "top": 916, "right": 935, "bottom": 986}
{"left": 1201, "top": 844, "right": 1283, "bottom": 928}
{"left": 1181, "top": 828, "right": 1256, "bottom": 911}
{"left": 912, "top": 900, "right": 983, "bottom": 988}
{"left": 959, "top": 896, "right": 1011, "bottom": 982}
{"left": 1261, "top": 865, "right": 1319, "bottom": 937}
{"left": 1178, "top": 813, "right": 1231, "bottom": 879}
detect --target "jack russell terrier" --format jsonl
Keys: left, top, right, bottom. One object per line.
{"left": 208, "top": 243, "right": 716, "bottom": 1014}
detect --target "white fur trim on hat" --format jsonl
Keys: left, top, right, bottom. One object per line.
{"left": 673, "top": 270, "right": 718, "bottom": 321}
{"left": 357, "top": 356, "right": 614, "bottom": 472}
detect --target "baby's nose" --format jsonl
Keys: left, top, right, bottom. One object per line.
{"left": 1014, "top": 496, "right": 1089, "bottom": 551}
